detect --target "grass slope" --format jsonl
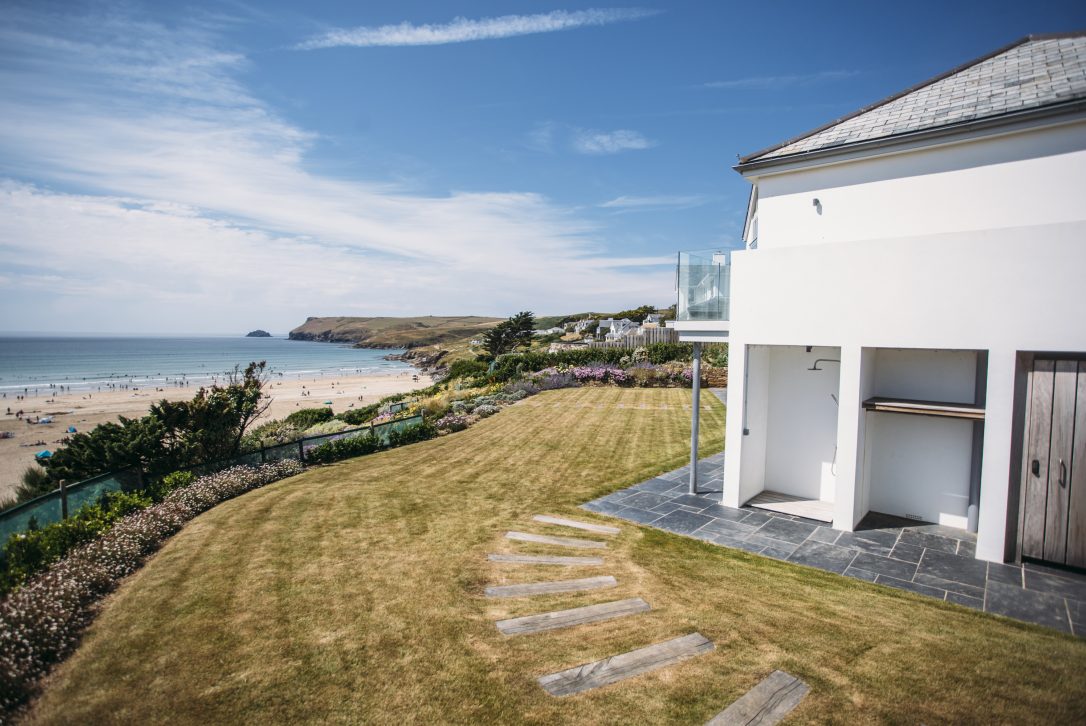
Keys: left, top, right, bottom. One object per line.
{"left": 26, "top": 389, "right": 1086, "bottom": 724}
{"left": 289, "top": 315, "right": 502, "bottom": 348}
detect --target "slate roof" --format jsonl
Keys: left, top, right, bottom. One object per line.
{"left": 741, "top": 33, "right": 1086, "bottom": 166}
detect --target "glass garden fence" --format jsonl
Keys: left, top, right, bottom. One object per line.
{"left": 0, "top": 413, "right": 424, "bottom": 543}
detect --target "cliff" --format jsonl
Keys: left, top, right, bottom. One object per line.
{"left": 287, "top": 316, "right": 502, "bottom": 349}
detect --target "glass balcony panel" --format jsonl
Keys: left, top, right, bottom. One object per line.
{"left": 676, "top": 250, "right": 730, "bottom": 321}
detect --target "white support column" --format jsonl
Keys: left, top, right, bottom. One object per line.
{"left": 721, "top": 342, "right": 747, "bottom": 507}
{"left": 689, "top": 342, "right": 702, "bottom": 495}
{"left": 833, "top": 345, "right": 872, "bottom": 531}
{"left": 976, "top": 348, "right": 1017, "bottom": 562}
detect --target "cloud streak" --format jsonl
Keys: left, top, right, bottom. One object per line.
{"left": 703, "top": 70, "right": 859, "bottom": 90}
{"left": 599, "top": 194, "right": 711, "bottom": 211}
{"left": 296, "top": 8, "right": 659, "bottom": 50}
{"left": 0, "top": 8, "right": 671, "bottom": 333}
{"left": 573, "top": 129, "right": 655, "bottom": 155}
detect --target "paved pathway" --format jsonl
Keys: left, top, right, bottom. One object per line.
{"left": 583, "top": 452, "right": 1086, "bottom": 636}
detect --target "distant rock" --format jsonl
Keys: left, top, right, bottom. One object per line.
{"left": 245, "top": 330, "right": 272, "bottom": 338}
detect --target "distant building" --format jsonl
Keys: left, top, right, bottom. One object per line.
{"left": 533, "top": 327, "right": 566, "bottom": 336}
{"left": 642, "top": 313, "right": 664, "bottom": 328}
{"left": 573, "top": 319, "right": 597, "bottom": 333}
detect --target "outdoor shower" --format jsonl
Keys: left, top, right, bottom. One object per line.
{"left": 808, "top": 358, "right": 840, "bottom": 371}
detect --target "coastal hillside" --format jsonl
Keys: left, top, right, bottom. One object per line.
{"left": 288, "top": 316, "right": 502, "bottom": 349}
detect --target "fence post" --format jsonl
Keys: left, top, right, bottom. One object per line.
{"left": 298, "top": 440, "right": 305, "bottom": 462}
{"left": 260, "top": 445, "right": 266, "bottom": 464}
{"left": 59, "top": 480, "right": 68, "bottom": 519}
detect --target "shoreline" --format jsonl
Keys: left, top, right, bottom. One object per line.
{"left": 0, "top": 369, "right": 432, "bottom": 502}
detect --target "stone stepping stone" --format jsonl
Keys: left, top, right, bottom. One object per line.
{"left": 538, "top": 632, "right": 714, "bottom": 697}
{"left": 705, "top": 670, "right": 809, "bottom": 726}
{"left": 485, "top": 576, "right": 617, "bottom": 598}
{"left": 488, "top": 553, "right": 604, "bottom": 566}
{"left": 533, "top": 515, "right": 620, "bottom": 535}
{"left": 506, "top": 531, "right": 607, "bottom": 549}
{"left": 496, "top": 597, "right": 649, "bottom": 636}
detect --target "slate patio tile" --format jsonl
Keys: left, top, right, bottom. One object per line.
{"left": 648, "top": 502, "right": 684, "bottom": 515}
{"left": 744, "top": 532, "right": 800, "bottom": 552}
{"left": 945, "top": 591, "right": 984, "bottom": 610}
{"left": 985, "top": 580, "right": 1072, "bottom": 633}
{"left": 737, "top": 510, "right": 773, "bottom": 527}
{"left": 987, "top": 562, "right": 1024, "bottom": 587}
{"left": 850, "top": 552, "right": 918, "bottom": 580}
{"left": 1067, "top": 599, "right": 1085, "bottom": 630}
{"left": 612, "top": 506, "right": 663, "bottom": 526}
{"left": 697, "top": 517, "right": 757, "bottom": 537}
{"left": 711, "top": 531, "right": 751, "bottom": 548}
{"left": 888, "top": 542, "right": 925, "bottom": 563}
{"left": 916, "top": 549, "right": 988, "bottom": 590}
{"left": 755, "top": 517, "right": 818, "bottom": 545}
{"left": 581, "top": 500, "right": 606, "bottom": 513}
{"left": 728, "top": 539, "right": 767, "bottom": 555}
{"left": 806, "top": 527, "right": 841, "bottom": 545}
{"left": 898, "top": 530, "right": 960, "bottom": 554}
{"left": 698, "top": 504, "right": 750, "bottom": 523}
{"left": 652, "top": 509, "right": 716, "bottom": 535}
{"left": 910, "top": 523, "right": 976, "bottom": 542}
{"left": 914, "top": 572, "right": 985, "bottom": 599}
{"left": 590, "top": 499, "right": 632, "bottom": 516}
{"left": 787, "top": 541, "right": 857, "bottom": 574}
{"left": 956, "top": 540, "right": 977, "bottom": 558}
{"left": 676, "top": 505, "right": 706, "bottom": 514}
{"left": 875, "top": 575, "right": 946, "bottom": 599}
{"left": 835, "top": 531, "right": 896, "bottom": 557}
{"left": 669, "top": 493, "right": 716, "bottom": 509}
{"left": 621, "top": 491, "right": 676, "bottom": 510}
{"left": 843, "top": 567, "right": 878, "bottom": 582}
{"left": 632, "top": 477, "right": 683, "bottom": 494}
{"left": 1023, "top": 568, "right": 1086, "bottom": 602}
{"left": 762, "top": 543, "right": 800, "bottom": 560}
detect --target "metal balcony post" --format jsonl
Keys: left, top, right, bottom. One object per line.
{"left": 689, "top": 341, "right": 702, "bottom": 495}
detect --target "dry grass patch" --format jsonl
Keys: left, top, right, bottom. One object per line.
{"left": 23, "top": 387, "right": 1086, "bottom": 725}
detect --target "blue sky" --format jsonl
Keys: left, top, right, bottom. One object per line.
{"left": 1, "top": 1, "right": 1084, "bottom": 333}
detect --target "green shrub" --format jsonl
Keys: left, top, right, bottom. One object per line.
{"left": 304, "top": 421, "right": 437, "bottom": 465}
{"left": 146, "top": 470, "right": 196, "bottom": 501}
{"left": 336, "top": 403, "right": 380, "bottom": 425}
{"left": 284, "top": 407, "right": 334, "bottom": 429}
{"left": 445, "top": 359, "right": 489, "bottom": 380}
{"left": 301, "top": 419, "right": 350, "bottom": 437}
{"left": 0, "top": 489, "right": 153, "bottom": 595}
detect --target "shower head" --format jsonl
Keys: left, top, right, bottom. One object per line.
{"left": 808, "top": 358, "right": 841, "bottom": 371}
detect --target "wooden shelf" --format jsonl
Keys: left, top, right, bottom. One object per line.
{"left": 862, "top": 397, "right": 985, "bottom": 420}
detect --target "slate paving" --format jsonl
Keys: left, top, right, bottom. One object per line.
{"left": 583, "top": 451, "right": 1086, "bottom": 636}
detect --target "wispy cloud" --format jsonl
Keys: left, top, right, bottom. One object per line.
{"left": 573, "top": 129, "right": 655, "bottom": 155}
{"left": 295, "top": 8, "right": 659, "bottom": 50}
{"left": 599, "top": 195, "right": 711, "bottom": 211}
{"left": 703, "top": 70, "right": 859, "bottom": 90}
{"left": 0, "top": 8, "right": 671, "bottom": 333}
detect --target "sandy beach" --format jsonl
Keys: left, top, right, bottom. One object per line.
{"left": 0, "top": 370, "right": 432, "bottom": 503}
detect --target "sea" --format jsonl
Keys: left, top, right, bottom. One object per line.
{"left": 0, "top": 335, "right": 413, "bottom": 394}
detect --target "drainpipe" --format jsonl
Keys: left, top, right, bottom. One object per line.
{"left": 967, "top": 352, "right": 988, "bottom": 533}
{"left": 689, "top": 342, "right": 702, "bottom": 495}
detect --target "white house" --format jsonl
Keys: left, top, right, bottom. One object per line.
{"left": 673, "top": 33, "right": 1086, "bottom": 568}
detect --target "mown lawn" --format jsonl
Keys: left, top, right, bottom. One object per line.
{"left": 26, "top": 388, "right": 1086, "bottom": 724}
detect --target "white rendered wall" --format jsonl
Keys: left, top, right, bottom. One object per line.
{"left": 763, "top": 346, "right": 840, "bottom": 502}
{"left": 865, "top": 413, "right": 973, "bottom": 528}
{"left": 722, "top": 221, "right": 1086, "bottom": 561}
{"left": 862, "top": 349, "right": 978, "bottom": 529}
{"left": 750, "top": 119, "right": 1086, "bottom": 249}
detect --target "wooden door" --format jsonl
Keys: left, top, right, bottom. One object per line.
{"left": 1022, "top": 358, "right": 1086, "bottom": 568}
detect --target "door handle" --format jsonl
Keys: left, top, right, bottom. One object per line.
{"left": 1032, "top": 459, "right": 1040, "bottom": 477}
{"left": 1059, "top": 459, "right": 1067, "bottom": 488}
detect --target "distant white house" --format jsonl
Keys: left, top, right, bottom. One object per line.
{"left": 533, "top": 326, "right": 566, "bottom": 336}
{"left": 602, "top": 319, "right": 638, "bottom": 341}
{"left": 673, "top": 33, "right": 1086, "bottom": 567}
{"left": 642, "top": 313, "right": 664, "bottom": 328}
{"left": 573, "top": 319, "right": 597, "bottom": 333}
